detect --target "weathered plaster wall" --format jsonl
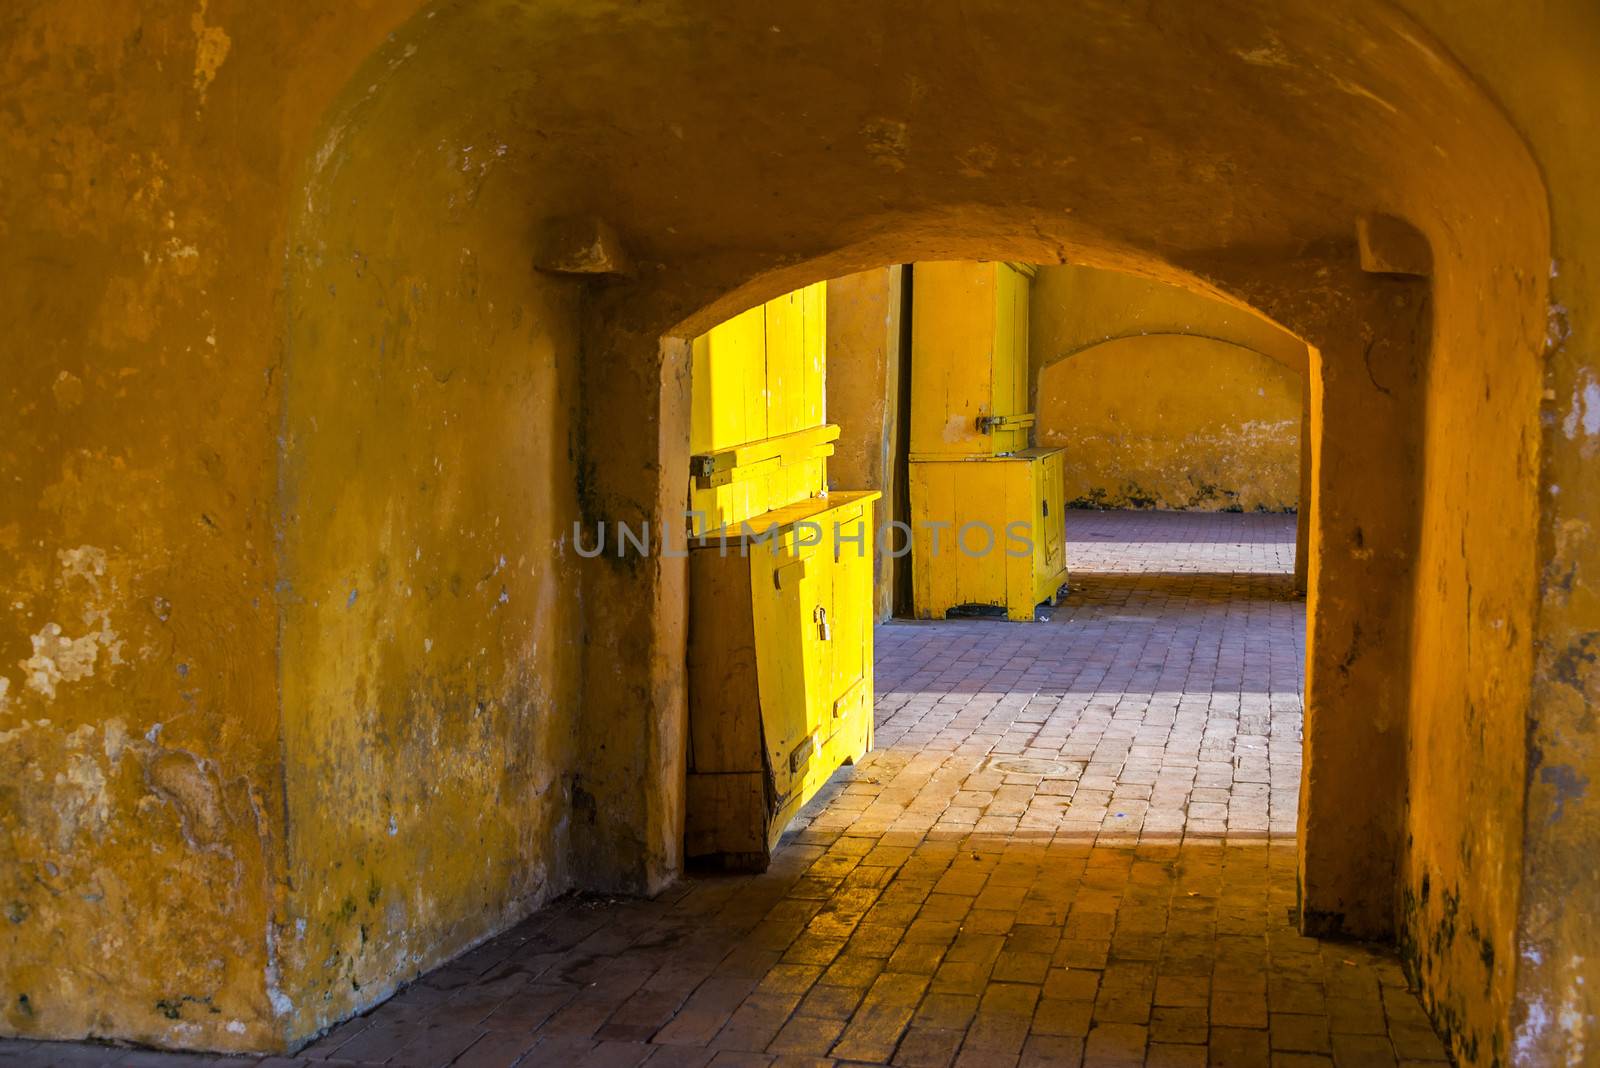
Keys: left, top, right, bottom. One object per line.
{"left": 0, "top": 2, "right": 412, "bottom": 1051}
{"left": 1392, "top": 2, "right": 1600, "bottom": 1061}
{"left": 1037, "top": 336, "right": 1301, "bottom": 512}
{"left": 1, "top": 1, "right": 1587, "bottom": 1062}
{"left": 274, "top": 29, "right": 585, "bottom": 1038}
{"left": 825, "top": 267, "right": 904, "bottom": 620}
{"left": 1398, "top": 220, "right": 1542, "bottom": 1068}
{"left": 1031, "top": 266, "right": 1307, "bottom": 513}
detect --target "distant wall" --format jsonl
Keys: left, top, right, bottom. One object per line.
{"left": 1030, "top": 265, "right": 1308, "bottom": 512}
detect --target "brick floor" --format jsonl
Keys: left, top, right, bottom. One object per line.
{"left": 2, "top": 511, "right": 1451, "bottom": 1067}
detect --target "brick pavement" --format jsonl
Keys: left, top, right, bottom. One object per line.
{"left": 1, "top": 510, "right": 1450, "bottom": 1067}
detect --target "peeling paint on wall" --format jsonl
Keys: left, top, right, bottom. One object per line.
{"left": 190, "top": 1, "right": 232, "bottom": 101}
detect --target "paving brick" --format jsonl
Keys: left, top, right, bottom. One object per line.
{"left": 1209, "top": 1026, "right": 1272, "bottom": 1067}
{"left": 1146, "top": 1043, "right": 1207, "bottom": 1068}
{"left": 1329, "top": 1032, "right": 1397, "bottom": 1067}
{"left": 763, "top": 1016, "right": 844, "bottom": 1057}
{"left": 1083, "top": 1021, "right": 1147, "bottom": 1065}
{"left": 1270, "top": 1012, "right": 1331, "bottom": 1053}
{"left": 891, "top": 1026, "right": 964, "bottom": 1067}
{"left": 828, "top": 972, "right": 929, "bottom": 1062}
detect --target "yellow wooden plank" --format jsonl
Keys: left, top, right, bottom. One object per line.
{"left": 992, "top": 263, "right": 1015, "bottom": 454}
{"left": 690, "top": 333, "right": 714, "bottom": 455}
{"left": 686, "top": 547, "right": 760, "bottom": 772}
{"left": 750, "top": 537, "right": 804, "bottom": 804}
{"left": 794, "top": 281, "right": 829, "bottom": 502}
{"left": 765, "top": 288, "right": 803, "bottom": 439}
{"left": 1013, "top": 266, "right": 1031, "bottom": 420}
{"left": 687, "top": 489, "right": 881, "bottom": 548}
{"left": 908, "top": 462, "right": 934, "bottom": 617}
{"left": 930, "top": 463, "right": 960, "bottom": 615}
{"left": 803, "top": 518, "right": 833, "bottom": 755}
{"left": 909, "top": 460, "right": 964, "bottom": 618}
{"left": 1006, "top": 458, "right": 1037, "bottom": 619}
{"left": 737, "top": 303, "right": 767, "bottom": 448}
{"left": 829, "top": 501, "right": 869, "bottom": 706}
{"left": 684, "top": 772, "right": 766, "bottom": 863}
{"left": 691, "top": 424, "right": 840, "bottom": 484}
{"left": 802, "top": 281, "right": 826, "bottom": 429}
{"left": 960, "top": 461, "right": 1007, "bottom": 607}
{"left": 1032, "top": 448, "right": 1069, "bottom": 605}
{"left": 711, "top": 303, "right": 765, "bottom": 449}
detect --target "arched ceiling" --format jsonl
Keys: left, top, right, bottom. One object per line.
{"left": 301, "top": 0, "right": 1544, "bottom": 333}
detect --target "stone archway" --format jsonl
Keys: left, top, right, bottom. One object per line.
{"left": 0, "top": 0, "right": 1564, "bottom": 1060}
{"left": 273, "top": 2, "right": 1546, "bottom": 1056}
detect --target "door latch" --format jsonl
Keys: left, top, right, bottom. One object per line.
{"left": 814, "top": 605, "right": 830, "bottom": 640}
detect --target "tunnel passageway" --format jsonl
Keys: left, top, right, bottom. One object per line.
{"left": 1, "top": 512, "right": 1449, "bottom": 1067}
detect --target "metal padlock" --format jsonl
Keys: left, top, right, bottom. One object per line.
{"left": 814, "top": 604, "right": 830, "bottom": 640}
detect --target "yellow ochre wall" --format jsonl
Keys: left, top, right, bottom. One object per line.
{"left": 0, "top": 2, "right": 1595, "bottom": 1064}
{"left": 0, "top": 3, "right": 419, "bottom": 1051}
{"left": 1394, "top": 4, "right": 1600, "bottom": 1061}
{"left": 1031, "top": 266, "right": 1308, "bottom": 512}
{"left": 274, "top": 34, "right": 586, "bottom": 1038}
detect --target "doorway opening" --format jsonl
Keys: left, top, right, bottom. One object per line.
{"left": 641, "top": 258, "right": 1442, "bottom": 1065}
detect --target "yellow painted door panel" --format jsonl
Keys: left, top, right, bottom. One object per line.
{"left": 910, "top": 262, "right": 1035, "bottom": 459}
{"left": 910, "top": 262, "right": 998, "bottom": 458}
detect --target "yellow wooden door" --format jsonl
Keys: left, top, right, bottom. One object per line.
{"left": 909, "top": 262, "right": 997, "bottom": 459}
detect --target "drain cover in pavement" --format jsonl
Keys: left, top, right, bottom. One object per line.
{"left": 989, "top": 757, "right": 1081, "bottom": 777}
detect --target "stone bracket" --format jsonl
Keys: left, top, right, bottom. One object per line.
{"left": 1357, "top": 213, "right": 1433, "bottom": 277}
